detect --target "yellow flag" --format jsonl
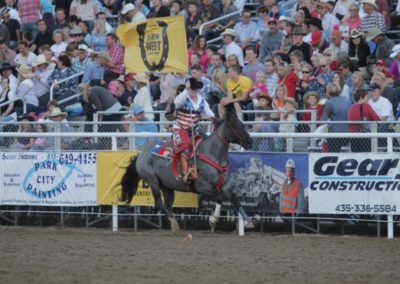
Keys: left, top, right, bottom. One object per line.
{"left": 117, "top": 16, "right": 188, "bottom": 74}
{"left": 96, "top": 152, "right": 198, "bottom": 207}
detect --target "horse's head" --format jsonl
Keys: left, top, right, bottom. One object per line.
{"left": 224, "top": 104, "right": 252, "bottom": 149}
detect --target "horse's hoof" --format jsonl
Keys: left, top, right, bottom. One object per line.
{"left": 209, "top": 215, "right": 218, "bottom": 227}
{"left": 245, "top": 219, "right": 255, "bottom": 229}
{"left": 169, "top": 217, "right": 180, "bottom": 234}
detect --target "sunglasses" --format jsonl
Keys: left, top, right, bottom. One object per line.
{"left": 302, "top": 70, "right": 311, "bottom": 73}
{"left": 71, "top": 34, "right": 82, "bottom": 37}
{"left": 320, "top": 65, "right": 326, "bottom": 67}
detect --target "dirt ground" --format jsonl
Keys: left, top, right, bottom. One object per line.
{"left": 1, "top": 227, "right": 400, "bottom": 284}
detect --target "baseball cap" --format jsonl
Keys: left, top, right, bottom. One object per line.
{"left": 367, "top": 83, "right": 381, "bottom": 91}
{"left": 311, "top": 31, "right": 322, "bottom": 45}
{"left": 390, "top": 44, "right": 400, "bottom": 58}
{"left": 121, "top": 3, "right": 135, "bottom": 15}
{"left": 133, "top": 105, "right": 144, "bottom": 115}
{"left": 124, "top": 73, "right": 135, "bottom": 82}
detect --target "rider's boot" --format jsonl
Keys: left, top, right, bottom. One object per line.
{"left": 180, "top": 153, "right": 191, "bottom": 183}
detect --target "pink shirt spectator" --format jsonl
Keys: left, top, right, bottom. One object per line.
{"left": 389, "top": 60, "right": 400, "bottom": 81}
{"left": 188, "top": 49, "right": 209, "bottom": 72}
{"left": 248, "top": 83, "right": 268, "bottom": 98}
{"left": 18, "top": 0, "right": 41, "bottom": 25}
{"left": 341, "top": 16, "right": 361, "bottom": 31}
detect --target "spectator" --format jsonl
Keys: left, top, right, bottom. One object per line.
{"left": 329, "top": 30, "right": 348, "bottom": 55}
{"left": 207, "top": 53, "right": 226, "bottom": 78}
{"left": 348, "top": 89, "right": 380, "bottom": 152}
{"left": 156, "top": 73, "right": 177, "bottom": 112}
{"left": 337, "top": 60, "right": 353, "bottom": 89}
{"left": 234, "top": 10, "right": 258, "bottom": 47}
{"left": 170, "top": 0, "right": 187, "bottom": 18}
{"left": 366, "top": 27, "right": 395, "bottom": 65}
{"left": 186, "top": 2, "right": 202, "bottom": 43}
{"left": 18, "top": 0, "right": 41, "bottom": 41}
{"left": 277, "top": 62, "right": 298, "bottom": 99}
{"left": 372, "top": 71, "right": 398, "bottom": 115}
{"left": 12, "top": 114, "right": 36, "bottom": 150}
{"left": 79, "top": 21, "right": 92, "bottom": 46}
{"left": 54, "top": 8, "right": 68, "bottom": 30}
{"left": 14, "top": 41, "right": 37, "bottom": 66}
{"left": 287, "top": 26, "right": 311, "bottom": 63}
{"left": 304, "top": 17, "right": 323, "bottom": 45}
{"left": 255, "top": 6, "right": 269, "bottom": 41}
{"left": 62, "top": 27, "right": 73, "bottom": 44}
{"left": 321, "top": 83, "right": 351, "bottom": 152}
{"left": 40, "top": 0, "right": 55, "bottom": 29}
{"left": 274, "top": 20, "right": 295, "bottom": 58}
{"left": 333, "top": 0, "right": 356, "bottom": 19}
{"left": 211, "top": 69, "right": 228, "bottom": 117}
{"left": 45, "top": 107, "right": 75, "bottom": 150}
{"left": 200, "top": 0, "right": 221, "bottom": 40}
{"left": 221, "top": 65, "right": 253, "bottom": 112}
{"left": 348, "top": 29, "right": 370, "bottom": 73}
{"left": 104, "top": 33, "right": 124, "bottom": 82}
{"left": 72, "top": 44, "right": 91, "bottom": 73}
{"left": 218, "top": 0, "right": 239, "bottom": 33}
{"left": 264, "top": 58, "right": 279, "bottom": 98}
{"left": 1, "top": 8, "right": 18, "bottom": 49}
{"left": 188, "top": 35, "right": 209, "bottom": 72}
{"left": 69, "top": 26, "right": 86, "bottom": 45}
{"left": 121, "top": 3, "right": 146, "bottom": 23}
{"left": 131, "top": 73, "right": 154, "bottom": 121}
{"left": 82, "top": 51, "right": 108, "bottom": 85}
{"left": 50, "top": 30, "right": 68, "bottom": 57}
{"left": 32, "top": 20, "right": 54, "bottom": 53}
{"left": 351, "top": 71, "right": 367, "bottom": 94}
{"left": 2, "top": 1, "right": 21, "bottom": 22}
{"left": 302, "top": 91, "right": 323, "bottom": 125}
{"left": 15, "top": 64, "right": 39, "bottom": 115}
{"left": 122, "top": 73, "right": 137, "bottom": 106}
{"left": 315, "top": 56, "right": 335, "bottom": 98}
{"left": 32, "top": 123, "right": 50, "bottom": 150}
{"left": 243, "top": 46, "right": 264, "bottom": 83}
{"left": 277, "top": 97, "right": 298, "bottom": 151}
{"left": 253, "top": 93, "right": 273, "bottom": 124}
{"left": 47, "top": 55, "right": 79, "bottom": 107}
{"left": 190, "top": 64, "right": 214, "bottom": 103}
{"left": 259, "top": 17, "right": 283, "bottom": 60}
{"left": 294, "top": 9, "right": 306, "bottom": 27}
{"left": 226, "top": 54, "right": 241, "bottom": 70}
{"left": 221, "top": 29, "right": 244, "bottom": 67}
{"left": 248, "top": 71, "right": 268, "bottom": 103}
{"left": 147, "top": 0, "right": 170, "bottom": 18}
{"left": 70, "top": 0, "right": 97, "bottom": 31}
{"left": 359, "top": 0, "right": 386, "bottom": 33}
{"left": 0, "top": 41, "right": 16, "bottom": 65}
{"left": 389, "top": 44, "right": 400, "bottom": 81}
{"left": 341, "top": 3, "right": 361, "bottom": 31}
{"left": 91, "top": 20, "right": 107, "bottom": 52}
{"left": 0, "top": 61, "right": 18, "bottom": 99}
{"left": 317, "top": 0, "right": 340, "bottom": 41}
{"left": 32, "top": 54, "right": 53, "bottom": 112}
{"left": 0, "top": 77, "right": 16, "bottom": 121}
{"left": 310, "top": 30, "right": 328, "bottom": 55}
{"left": 332, "top": 71, "right": 351, "bottom": 101}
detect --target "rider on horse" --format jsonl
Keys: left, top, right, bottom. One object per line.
{"left": 173, "top": 77, "right": 215, "bottom": 182}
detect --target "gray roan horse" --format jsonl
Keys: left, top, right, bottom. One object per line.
{"left": 120, "top": 105, "right": 254, "bottom": 233}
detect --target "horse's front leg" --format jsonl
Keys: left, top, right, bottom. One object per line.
{"left": 209, "top": 197, "right": 222, "bottom": 227}
{"left": 221, "top": 179, "right": 255, "bottom": 229}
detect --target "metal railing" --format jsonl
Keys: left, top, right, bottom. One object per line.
{"left": 0, "top": 97, "right": 27, "bottom": 114}
{"left": 49, "top": 71, "right": 83, "bottom": 101}
{"left": 199, "top": 9, "right": 243, "bottom": 36}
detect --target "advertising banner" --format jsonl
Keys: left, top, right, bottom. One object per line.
{"left": 96, "top": 152, "right": 198, "bottom": 207}
{"left": 0, "top": 152, "right": 97, "bottom": 206}
{"left": 309, "top": 153, "right": 400, "bottom": 214}
{"left": 117, "top": 16, "right": 188, "bottom": 74}
{"left": 200, "top": 152, "right": 309, "bottom": 213}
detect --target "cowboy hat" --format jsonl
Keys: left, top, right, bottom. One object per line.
{"left": 46, "top": 107, "right": 68, "bottom": 119}
{"left": 78, "top": 44, "right": 93, "bottom": 54}
{"left": 70, "top": 26, "right": 83, "bottom": 35}
{"left": 350, "top": 29, "right": 362, "bottom": 39}
{"left": 360, "top": 0, "right": 377, "bottom": 8}
{"left": 283, "top": 97, "right": 298, "bottom": 109}
{"left": 32, "top": 54, "right": 48, "bottom": 67}
{"left": 221, "top": 29, "right": 237, "bottom": 38}
{"left": 292, "top": 26, "right": 305, "bottom": 36}
{"left": 278, "top": 16, "right": 293, "bottom": 23}
{"left": 96, "top": 51, "right": 110, "bottom": 61}
{"left": 17, "top": 64, "right": 33, "bottom": 78}
{"left": 390, "top": 44, "right": 400, "bottom": 58}
{"left": 133, "top": 73, "right": 149, "bottom": 83}
{"left": 303, "top": 91, "right": 320, "bottom": 104}
{"left": 366, "top": 27, "right": 384, "bottom": 41}
{"left": 121, "top": 3, "right": 135, "bottom": 15}
{"left": 258, "top": 93, "right": 273, "bottom": 104}
{"left": 187, "top": 77, "right": 203, "bottom": 90}
{"left": 305, "top": 17, "right": 323, "bottom": 31}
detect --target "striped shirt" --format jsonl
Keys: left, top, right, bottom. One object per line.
{"left": 19, "top": 0, "right": 41, "bottom": 25}
{"left": 265, "top": 72, "right": 278, "bottom": 98}
{"left": 359, "top": 11, "right": 386, "bottom": 33}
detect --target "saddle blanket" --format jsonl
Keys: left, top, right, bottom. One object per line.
{"left": 151, "top": 135, "right": 203, "bottom": 160}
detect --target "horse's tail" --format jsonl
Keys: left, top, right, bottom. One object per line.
{"left": 120, "top": 156, "right": 141, "bottom": 204}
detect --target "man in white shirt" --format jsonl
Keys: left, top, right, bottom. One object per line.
{"left": 317, "top": 0, "right": 340, "bottom": 41}
{"left": 14, "top": 41, "right": 36, "bottom": 66}
{"left": 32, "top": 54, "right": 54, "bottom": 112}
{"left": 368, "top": 82, "right": 394, "bottom": 121}
{"left": 121, "top": 3, "right": 146, "bottom": 23}
{"left": 221, "top": 28, "right": 244, "bottom": 67}
{"left": 328, "top": 30, "right": 349, "bottom": 55}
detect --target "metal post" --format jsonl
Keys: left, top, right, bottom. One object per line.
{"left": 93, "top": 113, "right": 99, "bottom": 143}
{"left": 388, "top": 215, "right": 394, "bottom": 239}
{"left": 158, "top": 211, "right": 162, "bottom": 230}
{"left": 291, "top": 213, "right": 295, "bottom": 235}
{"left": 371, "top": 123, "right": 378, "bottom": 152}
{"left": 112, "top": 205, "right": 118, "bottom": 232}
{"left": 238, "top": 213, "right": 245, "bottom": 236}
{"left": 377, "top": 215, "right": 381, "bottom": 238}
{"left": 387, "top": 137, "right": 393, "bottom": 153}
{"left": 129, "top": 123, "right": 136, "bottom": 151}
{"left": 60, "top": 206, "right": 64, "bottom": 226}
{"left": 133, "top": 206, "right": 138, "bottom": 232}
{"left": 317, "top": 214, "right": 320, "bottom": 234}
{"left": 54, "top": 123, "right": 61, "bottom": 150}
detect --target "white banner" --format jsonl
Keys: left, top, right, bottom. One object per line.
{"left": 0, "top": 152, "right": 97, "bottom": 206}
{"left": 309, "top": 153, "right": 400, "bottom": 215}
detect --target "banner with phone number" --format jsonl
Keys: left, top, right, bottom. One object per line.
{"left": 308, "top": 153, "right": 400, "bottom": 214}
{"left": 0, "top": 152, "right": 97, "bottom": 206}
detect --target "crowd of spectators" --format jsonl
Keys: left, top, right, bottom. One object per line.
{"left": 0, "top": 0, "right": 400, "bottom": 152}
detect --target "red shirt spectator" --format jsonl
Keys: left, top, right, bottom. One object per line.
{"left": 348, "top": 103, "right": 380, "bottom": 132}
{"left": 278, "top": 72, "right": 298, "bottom": 99}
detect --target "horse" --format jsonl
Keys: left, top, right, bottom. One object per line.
{"left": 120, "top": 105, "right": 254, "bottom": 233}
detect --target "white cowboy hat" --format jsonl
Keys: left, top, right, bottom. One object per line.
{"left": 390, "top": 44, "right": 400, "bottom": 58}
{"left": 121, "top": 3, "right": 135, "bottom": 15}
{"left": 32, "top": 54, "right": 48, "bottom": 67}
{"left": 17, "top": 64, "right": 33, "bottom": 78}
{"left": 221, "top": 29, "right": 237, "bottom": 38}
{"left": 133, "top": 73, "right": 149, "bottom": 83}
{"left": 360, "top": 0, "right": 377, "bottom": 8}
{"left": 46, "top": 107, "right": 68, "bottom": 119}
{"left": 78, "top": 44, "right": 93, "bottom": 54}
{"left": 278, "top": 16, "right": 293, "bottom": 23}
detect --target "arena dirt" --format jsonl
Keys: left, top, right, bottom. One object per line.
{"left": 1, "top": 227, "right": 400, "bottom": 284}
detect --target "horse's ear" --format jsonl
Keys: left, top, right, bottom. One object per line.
{"left": 225, "top": 103, "right": 237, "bottom": 120}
